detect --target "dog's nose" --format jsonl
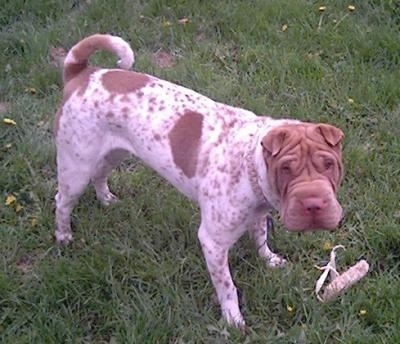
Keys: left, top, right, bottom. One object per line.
{"left": 302, "top": 197, "right": 325, "bottom": 214}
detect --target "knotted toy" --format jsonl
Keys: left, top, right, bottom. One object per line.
{"left": 315, "top": 245, "right": 369, "bottom": 302}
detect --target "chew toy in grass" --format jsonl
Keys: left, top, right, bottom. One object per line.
{"left": 315, "top": 245, "right": 369, "bottom": 302}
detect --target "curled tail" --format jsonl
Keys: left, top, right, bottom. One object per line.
{"left": 63, "top": 34, "right": 134, "bottom": 84}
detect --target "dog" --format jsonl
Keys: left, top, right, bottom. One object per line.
{"left": 54, "top": 34, "right": 344, "bottom": 329}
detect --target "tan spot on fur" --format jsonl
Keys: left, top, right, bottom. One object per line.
{"left": 64, "top": 67, "right": 97, "bottom": 103}
{"left": 102, "top": 70, "right": 149, "bottom": 94}
{"left": 54, "top": 107, "right": 63, "bottom": 135}
{"left": 55, "top": 67, "right": 99, "bottom": 135}
{"left": 121, "top": 107, "right": 129, "bottom": 119}
{"left": 169, "top": 111, "right": 203, "bottom": 178}
{"left": 63, "top": 34, "right": 120, "bottom": 83}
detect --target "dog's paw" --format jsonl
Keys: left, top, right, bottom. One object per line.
{"left": 55, "top": 230, "right": 73, "bottom": 245}
{"left": 266, "top": 254, "right": 287, "bottom": 268}
{"left": 97, "top": 191, "right": 119, "bottom": 206}
{"left": 222, "top": 307, "right": 246, "bottom": 331}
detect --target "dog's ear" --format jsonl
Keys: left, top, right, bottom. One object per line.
{"left": 317, "top": 124, "right": 344, "bottom": 147}
{"left": 261, "top": 128, "right": 291, "bottom": 156}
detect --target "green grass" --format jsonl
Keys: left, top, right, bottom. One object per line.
{"left": 1, "top": 0, "right": 400, "bottom": 342}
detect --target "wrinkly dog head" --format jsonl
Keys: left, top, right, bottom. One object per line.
{"left": 262, "top": 123, "right": 344, "bottom": 232}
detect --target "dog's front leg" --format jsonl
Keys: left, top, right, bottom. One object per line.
{"left": 198, "top": 222, "right": 245, "bottom": 330}
{"left": 250, "top": 214, "right": 286, "bottom": 267}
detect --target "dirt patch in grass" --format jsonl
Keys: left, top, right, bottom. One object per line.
{"left": 16, "top": 252, "right": 41, "bottom": 274}
{"left": 152, "top": 50, "right": 177, "bottom": 69}
{"left": 49, "top": 46, "right": 67, "bottom": 68}
{"left": 0, "top": 102, "right": 9, "bottom": 114}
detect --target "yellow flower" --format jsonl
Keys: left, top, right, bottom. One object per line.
{"left": 162, "top": 20, "right": 172, "bottom": 27}
{"left": 319, "top": 6, "right": 327, "bottom": 12}
{"left": 178, "top": 18, "right": 189, "bottom": 25}
{"left": 3, "top": 118, "right": 17, "bottom": 125}
{"left": 348, "top": 5, "right": 356, "bottom": 12}
{"left": 281, "top": 24, "right": 288, "bottom": 32}
{"left": 348, "top": 97, "right": 355, "bottom": 104}
{"left": 5, "top": 194, "right": 17, "bottom": 206}
{"left": 25, "top": 87, "right": 37, "bottom": 94}
{"left": 15, "top": 204, "right": 23, "bottom": 213}
{"left": 359, "top": 309, "right": 367, "bottom": 316}
{"left": 323, "top": 241, "right": 333, "bottom": 251}
{"left": 287, "top": 305, "right": 295, "bottom": 313}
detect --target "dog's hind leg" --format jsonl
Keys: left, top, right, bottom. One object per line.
{"left": 92, "top": 149, "right": 129, "bottom": 206}
{"left": 55, "top": 156, "right": 92, "bottom": 244}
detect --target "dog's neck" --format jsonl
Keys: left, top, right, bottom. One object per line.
{"left": 246, "top": 136, "right": 277, "bottom": 211}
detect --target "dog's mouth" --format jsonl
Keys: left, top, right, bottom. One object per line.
{"left": 282, "top": 210, "right": 343, "bottom": 233}
{"left": 280, "top": 184, "right": 343, "bottom": 233}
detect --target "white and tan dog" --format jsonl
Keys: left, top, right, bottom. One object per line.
{"left": 54, "top": 34, "right": 344, "bottom": 328}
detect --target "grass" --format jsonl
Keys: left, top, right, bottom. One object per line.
{"left": 1, "top": 0, "right": 400, "bottom": 342}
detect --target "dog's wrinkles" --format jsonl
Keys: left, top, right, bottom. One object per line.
{"left": 54, "top": 34, "right": 344, "bottom": 329}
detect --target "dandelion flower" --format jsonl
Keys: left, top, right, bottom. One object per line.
{"left": 3, "top": 118, "right": 16, "bottom": 125}
{"left": 5, "top": 194, "right": 17, "bottom": 205}
{"left": 178, "top": 18, "right": 189, "bottom": 25}
{"left": 287, "top": 305, "right": 295, "bottom": 312}
{"left": 323, "top": 241, "right": 333, "bottom": 251}
{"left": 348, "top": 5, "right": 356, "bottom": 12}
{"left": 25, "top": 87, "right": 37, "bottom": 94}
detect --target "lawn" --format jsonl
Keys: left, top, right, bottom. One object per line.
{"left": 1, "top": 0, "right": 399, "bottom": 342}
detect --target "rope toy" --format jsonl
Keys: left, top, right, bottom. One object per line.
{"left": 315, "top": 245, "right": 369, "bottom": 302}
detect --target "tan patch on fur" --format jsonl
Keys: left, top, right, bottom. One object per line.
{"left": 101, "top": 70, "right": 150, "bottom": 94}
{"left": 54, "top": 67, "right": 97, "bottom": 135}
{"left": 54, "top": 107, "right": 63, "bottom": 134}
{"left": 169, "top": 111, "right": 203, "bottom": 178}
{"left": 63, "top": 34, "right": 115, "bottom": 83}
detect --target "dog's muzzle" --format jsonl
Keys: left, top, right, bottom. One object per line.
{"left": 281, "top": 180, "right": 343, "bottom": 232}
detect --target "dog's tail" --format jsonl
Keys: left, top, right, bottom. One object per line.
{"left": 63, "top": 34, "right": 134, "bottom": 84}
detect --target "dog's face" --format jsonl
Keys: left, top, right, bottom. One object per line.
{"left": 261, "top": 123, "right": 344, "bottom": 232}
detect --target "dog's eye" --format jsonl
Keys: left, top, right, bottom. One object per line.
{"left": 280, "top": 164, "right": 291, "bottom": 174}
{"left": 324, "top": 159, "right": 334, "bottom": 170}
